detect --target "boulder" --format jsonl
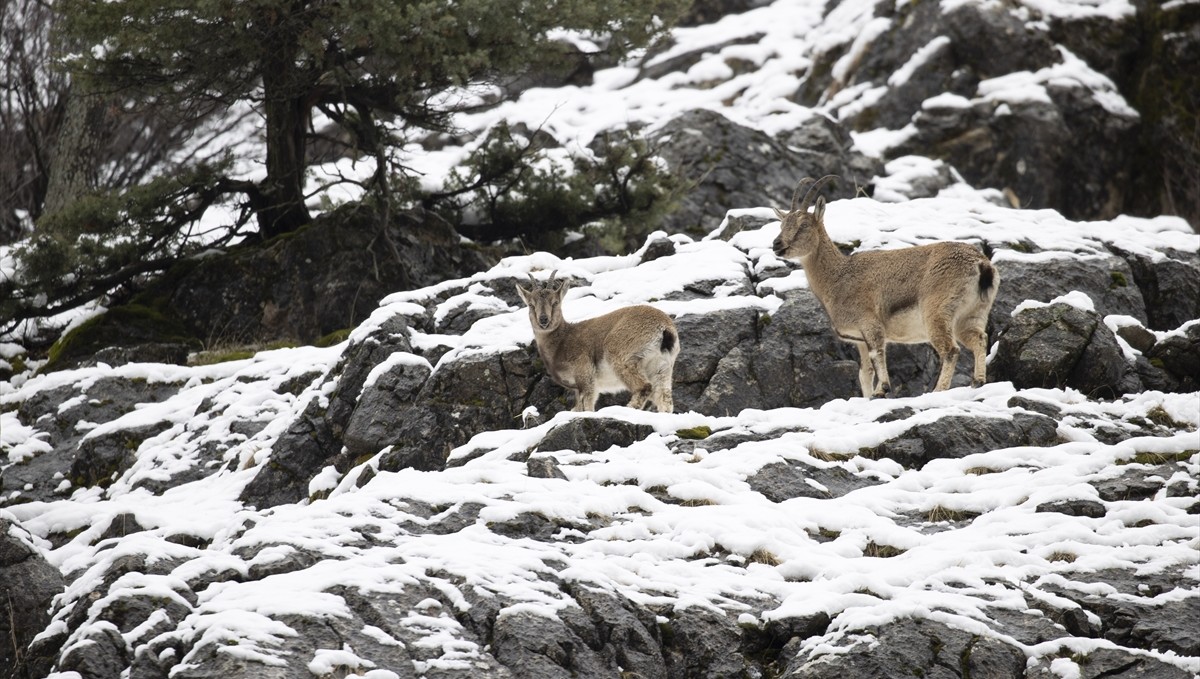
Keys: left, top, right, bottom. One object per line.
{"left": 652, "top": 109, "right": 877, "bottom": 237}
{"left": 662, "top": 607, "right": 754, "bottom": 679}
{"left": 1041, "top": 566, "right": 1200, "bottom": 659}
{"left": 163, "top": 205, "right": 494, "bottom": 347}
{"left": 239, "top": 396, "right": 340, "bottom": 509}
{"left": 988, "top": 254, "right": 1148, "bottom": 333}
{"left": 991, "top": 300, "right": 1135, "bottom": 397}
{"left": 1147, "top": 321, "right": 1200, "bottom": 386}
{"left": 746, "top": 460, "right": 881, "bottom": 501}
{"left": 871, "top": 412, "right": 1059, "bottom": 469}
{"left": 0, "top": 516, "right": 64, "bottom": 679}
{"left": 781, "top": 617, "right": 1027, "bottom": 679}
{"left": 698, "top": 291, "right": 860, "bottom": 413}
{"left": 537, "top": 417, "right": 655, "bottom": 454}
{"left": 1110, "top": 249, "right": 1200, "bottom": 331}
{"left": 1026, "top": 648, "right": 1192, "bottom": 679}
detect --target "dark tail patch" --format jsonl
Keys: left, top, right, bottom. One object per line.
{"left": 978, "top": 261, "right": 996, "bottom": 296}
{"left": 661, "top": 329, "right": 676, "bottom": 353}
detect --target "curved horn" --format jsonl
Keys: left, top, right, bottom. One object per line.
{"left": 547, "top": 270, "right": 558, "bottom": 288}
{"left": 798, "top": 174, "right": 839, "bottom": 212}
{"left": 790, "top": 178, "right": 816, "bottom": 212}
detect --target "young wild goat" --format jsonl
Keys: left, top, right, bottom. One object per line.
{"left": 516, "top": 271, "right": 679, "bottom": 412}
{"left": 772, "top": 175, "right": 999, "bottom": 398}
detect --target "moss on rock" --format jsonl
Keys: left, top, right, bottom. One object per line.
{"left": 44, "top": 304, "right": 201, "bottom": 373}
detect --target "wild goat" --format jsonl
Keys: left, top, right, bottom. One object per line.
{"left": 772, "top": 176, "right": 999, "bottom": 398}
{"left": 516, "top": 271, "right": 679, "bottom": 412}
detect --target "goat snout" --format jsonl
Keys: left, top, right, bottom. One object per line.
{"left": 772, "top": 236, "right": 785, "bottom": 254}
{"left": 538, "top": 314, "right": 550, "bottom": 328}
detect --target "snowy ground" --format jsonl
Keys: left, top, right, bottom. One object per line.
{"left": 2, "top": 0, "right": 1198, "bottom": 675}
{"left": 3, "top": 196, "right": 1198, "bottom": 677}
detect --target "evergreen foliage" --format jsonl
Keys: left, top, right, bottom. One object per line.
{"left": 442, "top": 122, "right": 687, "bottom": 249}
{"left": 3, "top": 0, "right": 687, "bottom": 338}
{"left": 58, "top": 0, "right": 687, "bottom": 238}
{"left": 0, "top": 162, "right": 243, "bottom": 335}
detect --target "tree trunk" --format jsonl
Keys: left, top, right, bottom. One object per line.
{"left": 257, "top": 33, "right": 311, "bottom": 240}
{"left": 42, "top": 84, "right": 116, "bottom": 218}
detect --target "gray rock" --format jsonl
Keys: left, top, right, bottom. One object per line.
{"left": 873, "top": 412, "right": 1060, "bottom": 469}
{"left": 1115, "top": 323, "right": 1157, "bottom": 354}
{"left": 239, "top": 396, "right": 340, "bottom": 509}
{"left": 747, "top": 460, "right": 881, "bottom": 501}
{"left": 1026, "top": 647, "right": 1193, "bottom": 679}
{"left": 375, "top": 405, "right": 457, "bottom": 473}
{"left": 527, "top": 455, "right": 568, "bottom": 480}
{"left": 567, "top": 585, "right": 668, "bottom": 678}
{"left": 2, "top": 377, "right": 181, "bottom": 506}
{"left": 1147, "top": 321, "right": 1200, "bottom": 385}
{"left": 89, "top": 342, "right": 193, "bottom": 368}
{"left": 652, "top": 109, "right": 876, "bottom": 238}
{"left": 537, "top": 417, "right": 655, "bottom": 454}
{"left": 1116, "top": 249, "right": 1200, "bottom": 331}
{"left": 989, "top": 255, "right": 1148, "bottom": 333}
{"left": 711, "top": 209, "right": 777, "bottom": 241}
{"left": 782, "top": 617, "right": 1026, "bottom": 679}
{"left": 327, "top": 315, "right": 416, "bottom": 438}
{"left": 1006, "top": 395, "right": 1063, "bottom": 419}
{"left": 1036, "top": 499, "right": 1107, "bottom": 518}
{"left": 672, "top": 307, "right": 760, "bottom": 410}
{"left": 1037, "top": 565, "right": 1200, "bottom": 658}
{"left": 799, "top": 0, "right": 1194, "bottom": 223}
{"left": 662, "top": 607, "right": 755, "bottom": 679}
{"left": 991, "top": 301, "right": 1134, "bottom": 398}
{"left": 343, "top": 357, "right": 432, "bottom": 456}
{"left": 70, "top": 420, "right": 173, "bottom": 489}
{"left": 698, "top": 291, "right": 861, "bottom": 414}
{"left": 490, "top": 610, "right": 612, "bottom": 678}
{"left": 161, "top": 206, "right": 494, "bottom": 347}
{"left": 0, "top": 517, "right": 64, "bottom": 679}
{"left": 58, "top": 625, "right": 130, "bottom": 679}
{"left": 1092, "top": 466, "right": 1169, "bottom": 503}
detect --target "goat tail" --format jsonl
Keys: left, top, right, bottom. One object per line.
{"left": 660, "top": 328, "right": 677, "bottom": 354}
{"left": 977, "top": 259, "right": 998, "bottom": 300}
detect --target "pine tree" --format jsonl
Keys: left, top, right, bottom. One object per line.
{"left": 58, "top": 0, "right": 687, "bottom": 239}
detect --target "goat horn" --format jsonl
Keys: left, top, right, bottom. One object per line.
{"left": 790, "top": 178, "right": 816, "bottom": 212}
{"left": 799, "top": 174, "right": 839, "bottom": 212}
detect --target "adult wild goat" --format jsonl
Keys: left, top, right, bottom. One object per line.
{"left": 516, "top": 271, "right": 679, "bottom": 412}
{"left": 772, "top": 176, "right": 999, "bottom": 398}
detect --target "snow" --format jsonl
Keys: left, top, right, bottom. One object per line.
{"left": 5, "top": 207, "right": 1199, "bottom": 670}
{"left": 1012, "top": 290, "right": 1097, "bottom": 314}
{"left": 3, "top": 0, "right": 1199, "bottom": 675}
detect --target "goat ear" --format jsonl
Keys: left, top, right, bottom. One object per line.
{"left": 814, "top": 196, "right": 826, "bottom": 221}
{"left": 772, "top": 207, "right": 787, "bottom": 221}
{"left": 554, "top": 278, "right": 572, "bottom": 297}
{"left": 515, "top": 283, "right": 531, "bottom": 305}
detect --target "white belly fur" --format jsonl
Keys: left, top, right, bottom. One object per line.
{"left": 883, "top": 306, "right": 929, "bottom": 344}
{"left": 594, "top": 360, "right": 628, "bottom": 393}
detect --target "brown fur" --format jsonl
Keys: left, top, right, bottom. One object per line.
{"left": 516, "top": 272, "right": 679, "bottom": 412}
{"left": 772, "top": 176, "right": 999, "bottom": 398}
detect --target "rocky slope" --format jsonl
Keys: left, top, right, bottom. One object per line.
{"left": 3, "top": 0, "right": 1200, "bottom": 676}
{"left": 35, "top": 0, "right": 1190, "bottom": 359}
{"left": 2, "top": 197, "right": 1198, "bottom": 679}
